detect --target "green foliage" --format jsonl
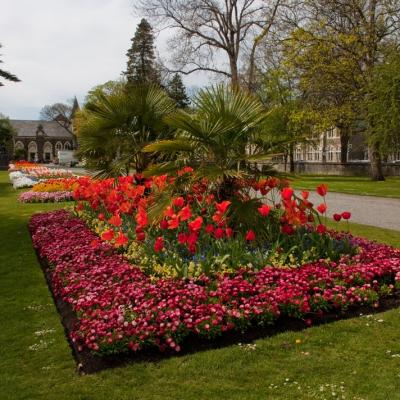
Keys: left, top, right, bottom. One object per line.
{"left": 0, "top": 113, "right": 15, "bottom": 145}
{"left": 124, "top": 19, "right": 161, "bottom": 85}
{"left": 76, "top": 83, "right": 176, "bottom": 177}
{"left": 167, "top": 73, "right": 190, "bottom": 108}
{"left": 144, "top": 85, "right": 284, "bottom": 197}
{"left": 367, "top": 49, "right": 400, "bottom": 157}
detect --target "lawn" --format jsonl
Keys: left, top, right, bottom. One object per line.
{"left": 289, "top": 175, "right": 400, "bottom": 198}
{"left": 1, "top": 170, "right": 400, "bottom": 400}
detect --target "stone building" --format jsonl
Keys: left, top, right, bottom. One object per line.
{"left": 9, "top": 120, "right": 75, "bottom": 163}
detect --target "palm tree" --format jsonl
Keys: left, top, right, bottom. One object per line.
{"left": 76, "top": 82, "right": 176, "bottom": 177}
{"left": 144, "top": 85, "right": 287, "bottom": 198}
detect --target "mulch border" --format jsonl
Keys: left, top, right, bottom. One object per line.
{"left": 31, "top": 233, "right": 400, "bottom": 375}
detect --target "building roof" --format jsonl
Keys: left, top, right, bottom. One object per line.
{"left": 10, "top": 120, "right": 74, "bottom": 139}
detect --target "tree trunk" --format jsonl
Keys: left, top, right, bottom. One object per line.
{"left": 289, "top": 144, "right": 295, "bottom": 173}
{"left": 339, "top": 128, "right": 349, "bottom": 163}
{"left": 369, "top": 144, "right": 385, "bottom": 181}
{"left": 229, "top": 56, "right": 239, "bottom": 88}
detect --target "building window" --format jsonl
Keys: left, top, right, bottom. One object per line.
{"left": 64, "top": 142, "right": 71, "bottom": 150}
{"left": 55, "top": 142, "right": 63, "bottom": 151}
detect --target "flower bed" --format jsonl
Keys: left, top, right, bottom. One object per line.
{"left": 19, "top": 191, "right": 73, "bottom": 203}
{"left": 30, "top": 210, "right": 400, "bottom": 368}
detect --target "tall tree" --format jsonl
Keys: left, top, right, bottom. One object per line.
{"left": 0, "top": 43, "right": 20, "bottom": 87}
{"left": 137, "top": 0, "right": 281, "bottom": 88}
{"left": 286, "top": 0, "right": 400, "bottom": 180}
{"left": 0, "top": 113, "right": 15, "bottom": 145}
{"left": 167, "top": 73, "right": 190, "bottom": 108}
{"left": 124, "top": 19, "right": 161, "bottom": 85}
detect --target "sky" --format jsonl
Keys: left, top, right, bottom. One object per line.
{"left": 0, "top": 0, "right": 208, "bottom": 120}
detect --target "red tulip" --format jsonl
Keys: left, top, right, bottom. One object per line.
{"left": 178, "top": 233, "right": 188, "bottom": 244}
{"left": 316, "top": 184, "right": 328, "bottom": 197}
{"left": 101, "top": 229, "right": 114, "bottom": 241}
{"left": 108, "top": 214, "right": 122, "bottom": 227}
{"left": 115, "top": 231, "right": 129, "bottom": 247}
{"left": 245, "top": 230, "right": 256, "bottom": 241}
{"left": 189, "top": 216, "right": 203, "bottom": 232}
{"left": 258, "top": 204, "right": 271, "bottom": 217}
{"left": 178, "top": 206, "right": 192, "bottom": 221}
{"left": 205, "top": 224, "right": 214, "bottom": 234}
{"left": 168, "top": 216, "right": 180, "bottom": 230}
{"left": 154, "top": 236, "right": 164, "bottom": 253}
{"left": 301, "top": 191, "right": 309, "bottom": 200}
{"left": 215, "top": 201, "right": 231, "bottom": 214}
{"left": 281, "top": 187, "right": 294, "bottom": 200}
{"left": 214, "top": 228, "right": 224, "bottom": 239}
{"left": 225, "top": 227, "right": 233, "bottom": 238}
{"left": 317, "top": 203, "right": 327, "bottom": 214}
{"left": 333, "top": 213, "right": 342, "bottom": 222}
{"left": 136, "top": 231, "right": 145, "bottom": 242}
{"left": 316, "top": 224, "right": 327, "bottom": 234}
{"left": 342, "top": 211, "right": 351, "bottom": 220}
{"left": 281, "top": 224, "right": 294, "bottom": 235}
{"left": 172, "top": 197, "right": 185, "bottom": 208}
{"left": 160, "top": 219, "right": 168, "bottom": 229}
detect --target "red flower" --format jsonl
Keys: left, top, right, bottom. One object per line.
{"left": 281, "top": 187, "right": 294, "bottom": 200}
{"left": 160, "top": 219, "right": 168, "bottom": 229}
{"left": 205, "top": 224, "right": 214, "bottom": 234}
{"left": 257, "top": 204, "right": 271, "bottom": 217}
{"left": 154, "top": 236, "right": 164, "bottom": 253}
{"left": 281, "top": 224, "right": 294, "bottom": 235}
{"left": 215, "top": 200, "right": 231, "bottom": 214}
{"left": 225, "top": 227, "right": 233, "bottom": 238}
{"left": 98, "top": 213, "right": 105, "bottom": 221}
{"left": 333, "top": 213, "right": 342, "bottom": 222}
{"left": 214, "top": 228, "right": 224, "bottom": 239}
{"left": 101, "top": 229, "right": 114, "bottom": 241}
{"left": 173, "top": 197, "right": 185, "bottom": 208}
{"left": 178, "top": 233, "right": 188, "bottom": 244}
{"left": 115, "top": 231, "right": 129, "bottom": 247}
{"left": 301, "top": 191, "right": 309, "bottom": 200}
{"left": 342, "top": 211, "right": 351, "bottom": 220}
{"left": 189, "top": 216, "right": 203, "bottom": 232}
{"left": 245, "top": 230, "right": 256, "bottom": 241}
{"left": 316, "top": 184, "right": 328, "bottom": 197}
{"left": 168, "top": 216, "right": 180, "bottom": 230}
{"left": 108, "top": 214, "right": 122, "bottom": 227}
{"left": 178, "top": 206, "right": 192, "bottom": 221}
{"left": 316, "top": 224, "right": 327, "bottom": 234}
{"left": 136, "top": 231, "right": 145, "bottom": 242}
{"left": 135, "top": 209, "right": 148, "bottom": 227}
{"left": 317, "top": 203, "right": 327, "bottom": 214}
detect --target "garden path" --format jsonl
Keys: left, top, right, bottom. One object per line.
{"left": 304, "top": 191, "right": 400, "bottom": 231}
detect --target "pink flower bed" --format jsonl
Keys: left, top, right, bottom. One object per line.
{"left": 19, "top": 191, "right": 73, "bottom": 203}
{"left": 30, "top": 210, "right": 400, "bottom": 356}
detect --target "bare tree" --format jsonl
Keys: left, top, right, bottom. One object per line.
{"left": 136, "top": 0, "right": 281, "bottom": 88}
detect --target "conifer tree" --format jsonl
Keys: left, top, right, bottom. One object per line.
{"left": 167, "top": 73, "right": 189, "bottom": 108}
{"left": 124, "top": 19, "right": 160, "bottom": 85}
{"left": 0, "top": 43, "right": 20, "bottom": 87}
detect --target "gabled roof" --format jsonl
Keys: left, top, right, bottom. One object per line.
{"left": 9, "top": 120, "right": 74, "bottom": 139}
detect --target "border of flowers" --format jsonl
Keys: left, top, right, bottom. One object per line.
{"left": 29, "top": 210, "right": 400, "bottom": 374}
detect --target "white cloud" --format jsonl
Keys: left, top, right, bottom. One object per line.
{"left": 0, "top": 0, "right": 209, "bottom": 119}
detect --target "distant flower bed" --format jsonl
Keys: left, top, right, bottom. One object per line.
{"left": 19, "top": 191, "right": 73, "bottom": 203}
{"left": 8, "top": 163, "right": 76, "bottom": 190}
{"left": 30, "top": 210, "right": 400, "bottom": 356}
{"left": 32, "top": 177, "right": 83, "bottom": 193}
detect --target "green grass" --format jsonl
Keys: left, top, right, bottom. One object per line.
{"left": 289, "top": 175, "right": 400, "bottom": 198}
{"left": 1, "top": 170, "right": 400, "bottom": 400}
